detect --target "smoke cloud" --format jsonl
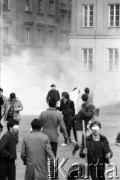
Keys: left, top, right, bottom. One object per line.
{"left": 1, "top": 47, "right": 120, "bottom": 115}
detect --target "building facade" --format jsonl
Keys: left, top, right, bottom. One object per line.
{"left": 0, "top": 0, "right": 71, "bottom": 55}
{"left": 69, "top": 0, "right": 120, "bottom": 104}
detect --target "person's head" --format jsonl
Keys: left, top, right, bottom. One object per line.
{"left": 86, "top": 103, "right": 95, "bottom": 112}
{"left": 84, "top": 87, "right": 90, "bottom": 94}
{"left": 7, "top": 119, "right": 19, "bottom": 134}
{"left": 81, "top": 93, "right": 88, "bottom": 102}
{"left": 51, "top": 84, "right": 56, "bottom": 90}
{"left": 73, "top": 87, "right": 77, "bottom": 91}
{"left": 10, "top": 93, "right": 16, "bottom": 101}
{"left": 0, "top": 88, "right": 3, "bottom": 97}
{"left": 62, "top": 92, "right": 69, "bottom": 100}
{"left": 31, "top": 119, "right": 41, "bottom": 131}
{"left": 0, "top": 123, "right": 3, "bottom": 132}
{"left": 48, "top": 98, "right": 56, "bottom": 108}
{"left": 90, "top": 120, "right": 101, "bottom": 136}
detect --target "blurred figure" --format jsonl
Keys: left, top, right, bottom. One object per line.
{"left": 80, "top": 120, "right": 113, "bottom": 180}
{"left": 46, "top": 84, "right": 60, "bottom": 104}
{"left": 57, "top": 92, "right": 76, "bottom": 144}
{"left": 115, "top": 132, "right": 120, "bottom": 146}
{"left": 21, "top": 118, "right": 55, "bottom": 180}
{"left": 0, "top": 119, "right": 19, "bottom": 180}
{"left": 4, "top": 93, "right": 23, "bottom": 122}
{"left": 84, "top": 87, "right": 94, "bottom": 104}
{"left": 0, "top": 88, "right": 7, "bottom": 122}
{"left": 39, "top": 99, "right": 68, "bottom": 156}
{"left": 0, "top": 122, "right": 3, "bottom": 139}
{"left": 70, "top": 87, "right": 82, "bottom": 114}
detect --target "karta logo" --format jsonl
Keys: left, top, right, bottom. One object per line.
{"left": 47, "top": 158, "right": 120, "bottom": 179}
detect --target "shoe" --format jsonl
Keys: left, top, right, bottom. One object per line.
{"left": 72, "top": 143, "right": 80, "bottom": 156}
{"left": 61, "top": 143, "right": 68, "bottom": 146}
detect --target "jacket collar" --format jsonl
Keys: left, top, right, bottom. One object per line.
{"left": 47, "top": 107, "right": 57, "bottom": 111}
{"left": 86, "top": 134, "right": 107, "bottom": 141}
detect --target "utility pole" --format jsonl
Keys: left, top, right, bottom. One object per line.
{"left": 0, "top": 0, "right": 3, "bottom": 85}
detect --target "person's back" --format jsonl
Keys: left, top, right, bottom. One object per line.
{"left": 21, "top": 119, "right": 54, "bottom": 180}
{"left": 40, "top": 108, "right": 63, "bottom": 143}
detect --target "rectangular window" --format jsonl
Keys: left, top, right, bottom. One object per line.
{"left": 3, "top": 27, "right": 8, "bottom": 44}
{"left": 25, "top": 28, "right": 30, "bottom": 45}
{"left": 83, "top": 49, "right": 93, "bottom": 71}
{"left": 38, "top": 0, "right": 44, "bottom": 13}
{"left": 109, "top": 4, "right": 120, "bottom": 27}
{"left": 25, "top": 0, "right": 32, "bottom": 12}
{"left": 3, "top": 0, "right": 10, "bottom": 10}
{"left": 38, "top": 29, "right": 42, "bottom": 45}
{"left": 49, "top": 31, "right": 53, "bottom": 46}
{"left": 49, "top": 0, "right": 55, "bottom": 15}
{"left": 83, "top": 5, "right": 93, "bottom": 27}
{"left": 108, "top": 49, "right": 119, "bottom": 71}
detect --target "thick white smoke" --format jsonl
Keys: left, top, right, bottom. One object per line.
{"left": 1, "top": 48, "right": 120, "bottom": 115}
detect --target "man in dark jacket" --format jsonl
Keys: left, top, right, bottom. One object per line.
{"left": 0, "top": 119, "right": 19, "bottom": 180}
{"left": 57, "top": 92, "right": 76, "bottom": 144}
{"left": 46, "top": 84, "right": 60, "bottom": 104}
{"left": 79, "top": 120, "right": 113, "bottom": 180}
{"left": 0, "top": 88, "right": 6, "bottom": 121}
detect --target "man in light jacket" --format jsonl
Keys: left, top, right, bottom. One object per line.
{"left": 4, "top": 93, "right": 23, "bottom": 122}
{"left": 21, "top": 119, "right": 55, "bottom": 180}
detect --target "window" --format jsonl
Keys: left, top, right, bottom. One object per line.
{"left": 83, "top": 5, "right": 93, "bottom": 27}
{"left": 109, "top": 4, "right": 120, "bottom": 27}
{"left": 3, "top": 0, "right": 10, "bottom": 10}
{"left": 83, "top": 49, "right": 93, "bottom": 71}
{"left": 61, "top": 14, "right": 66, "bottom": 26}
{"left": 49, "top": 0, "right": 55, "bottom": 15}
{"left": 108, "top": 49, "right": 119, "bottom": 71}
{"left": 38, "top": 0, "right": 44, "bottom": 13}
{"left": 38, "top": 29, "right": 42, "bottom": 45}
{"left": 3, "top": 27, "right": 8, "bottom": 44}
{"left": 25, "top": 0, "right": 32, "bottom": 12}
{"left": 25, "top": 28, "right": 30, "bottom": 45}
{"left": 49, "top": 31, "right": 53, "bottom": 46}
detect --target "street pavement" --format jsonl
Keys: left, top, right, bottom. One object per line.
{"left": 1, "top": 104, "right": 120, "bottom": 180}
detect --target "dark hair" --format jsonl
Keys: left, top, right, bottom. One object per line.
{"left": 0, "top": 88, "right": 3, "bottom": 92}
{"left": 31, "top": 119, "right": 41, "bottom": 130}
{"left": 51, "top": 84, "right": 56, "bottom": 87}
{"left": 86, "top": 103, "right": 95, "bottom": 112}
{"left": 81, "top": 93, "right": 88, "bottom": 102}
{"left": 48, "top": 99, "right": 56, "bottom": 108}
{"left": 84, "top": 87, "right": 90, "bottom": 94}
{"left": 73, "top": 87, "right": 77, "bottom": 91}
{"left": 10, "top": 93, "right": 16, "bottom": 99}
{"left": 90, "top": 120, "right": 101, "bottom": 129}
{"left": 7, "top": 119, "right": 19, "bottom": 131}
{"left": 62, "top": 92, "right": 69, "bottom": 100}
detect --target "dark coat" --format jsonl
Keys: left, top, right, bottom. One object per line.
{"left": 0, "top": 131, "right": 18, "bottom": 161}
{"left": 46, "top": 89, "right": 60, "bottom": 103}
{"left": 80, "top": 134, "right": 113, "bottom": 164}
{"left": 73, "top": 108, "right": 94, "bottom": 131}
{"left": 58, "top": 99, "right": 75, "bottom": 117}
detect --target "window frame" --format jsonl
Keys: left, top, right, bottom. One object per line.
{"left": 83, "top": 48, "right": 93, "bottom": 71}
{"left": 107, "top": 48, "right": 119, "bottom": 72}
{"left": 108, "top": 4, "right": 120, "bottom": 27}
{"left": 83, "top": 4, "right": 94, "bottom": 27}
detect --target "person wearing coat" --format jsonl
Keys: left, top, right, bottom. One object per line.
{"left": 0, "top": 119, "right": 19, "bottom": 180}
{"left": 4, "top": 93, "right": 23, "bottom": 122}
{"left": 79, "top": 120, "right": 113, "bottom": 180}
{"left": 0, "top": 88, "right": 7, "bottom": 121}
{"left": 21, "top": 119, "right": 55, "bottom": 180}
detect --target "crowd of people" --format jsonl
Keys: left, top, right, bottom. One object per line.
{"left": 0, "top": 85, "right": 114, "bottom": 180}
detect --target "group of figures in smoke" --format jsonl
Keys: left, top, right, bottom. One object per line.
{"left": 0, "top": 85, "right": 119, "bottom": 180}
